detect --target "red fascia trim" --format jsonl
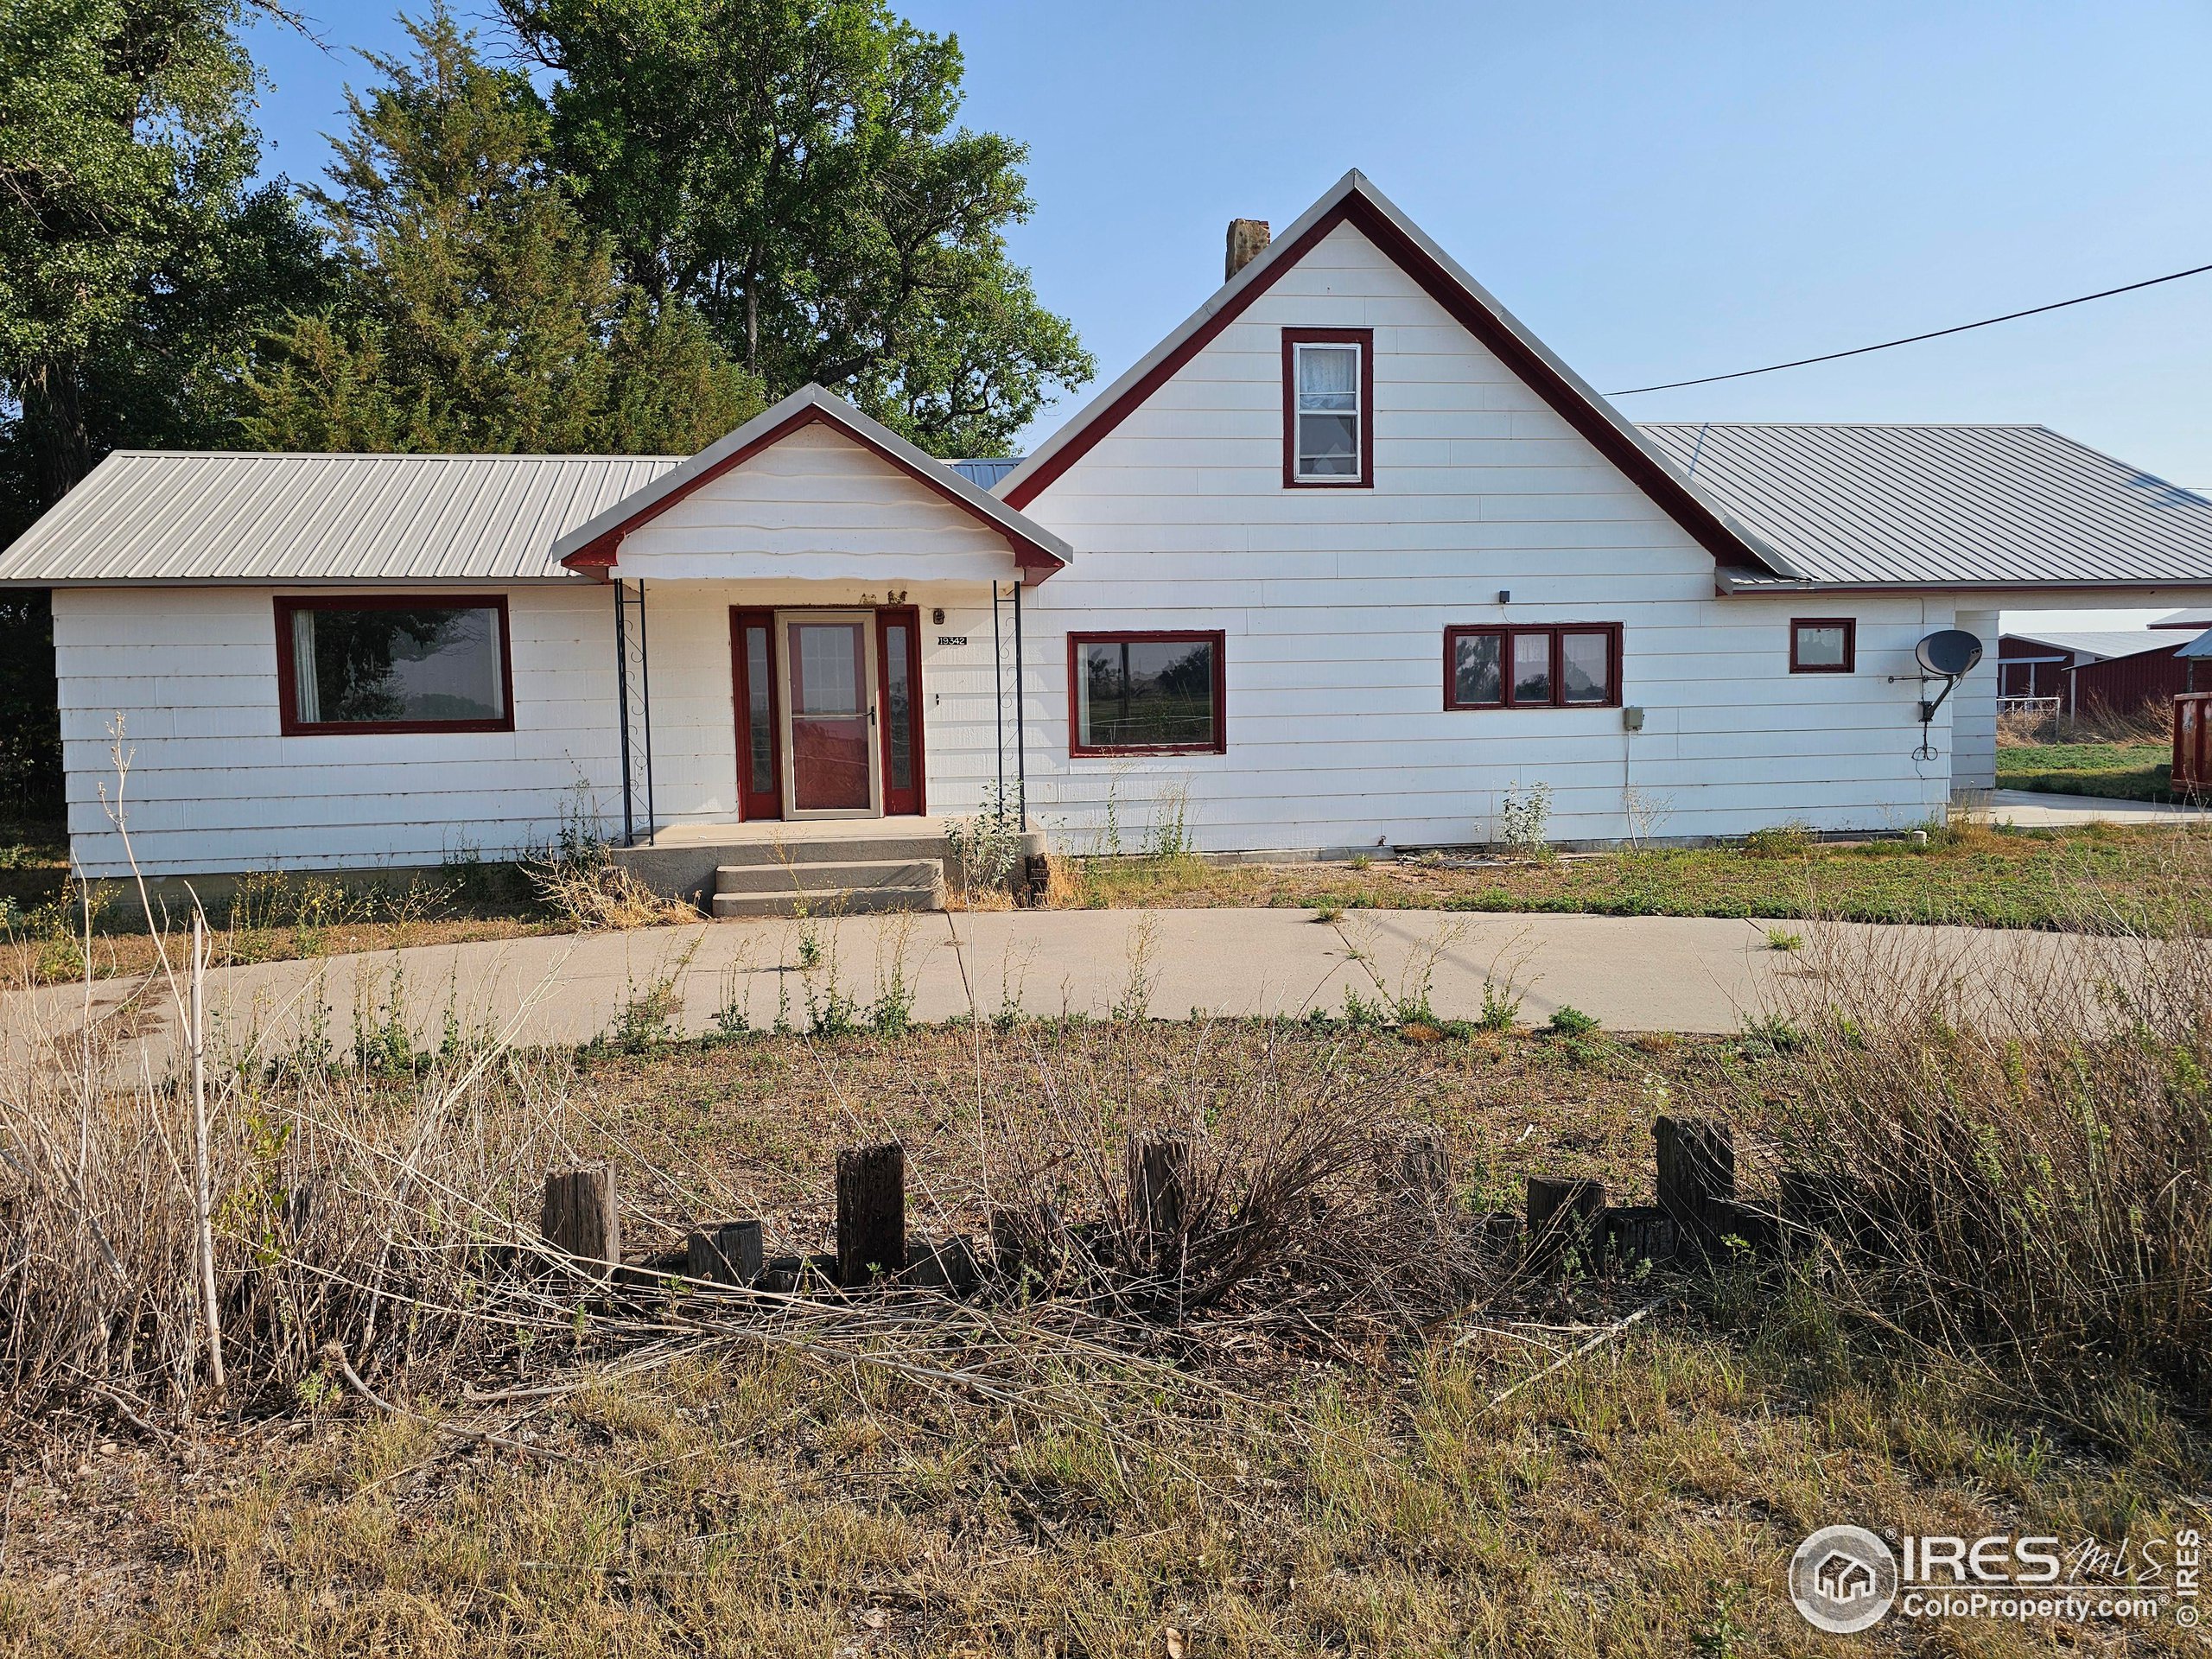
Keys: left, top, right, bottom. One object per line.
{"left": 1281, "top": 327, "right": 1375, "bottom": 489}
{"left": 1067, "top": 629, "right": 1229, "bottom": 757}
{"left": 274, "top": 593, "right": 516, "bottom": 736}
{"left": 1003, "top": 190, "right": 1775, "bottom": 578}
{"left": 560, "top": 405, "right": 1067, "bottom": 581}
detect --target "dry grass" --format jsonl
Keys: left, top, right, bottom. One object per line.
{"left": 7, "top": 833, "right": 2212, "bottom": 1651}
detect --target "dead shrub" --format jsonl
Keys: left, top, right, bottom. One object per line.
{"left": 526, "top": 850, "right": 697, "bottom": 930}
{"left": 1759, "top": 856, "right": 2212, "bottom": 1421}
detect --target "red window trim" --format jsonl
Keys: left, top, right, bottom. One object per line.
{"left": 1443, "top": 623, "right": 1624, "bottom": 710}
{"left": 1789, "top": 617, "right": 1857, "bottom": 674}
{"left": 1067, "top": 630, "right": 1228, "bottom": 757}
{"left": 274, "top": 594, "right": 514, "bottom": 736}
{"left": 874, "top": 606, "right": 926, "bottom": 817}
{"left": 1282, "top": 327, "right": 1375, "bottom": 489}
{"left": 728, "top": 607, "right": 783, "bottom": 820}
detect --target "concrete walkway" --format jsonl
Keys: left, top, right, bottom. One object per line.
{"left": 1992, "top": 788, "right": 2212, "bottom": 827}
{"left": 7, "top": 904, "right": 2092, "bottom": 1076}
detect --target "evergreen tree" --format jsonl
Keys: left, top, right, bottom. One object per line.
{"left": 245, "top": 5, "right": 760, "bottom": 454}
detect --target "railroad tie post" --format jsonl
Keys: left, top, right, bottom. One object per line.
{"left": 688, "top": 1219, "right": 765, "bottom": 1287}
{"left": 543, "top": 1165, "right": 621, "bottom": 1276}
{"left": 836, "top": 1143, "right": 906, "bottom": 1289}
{"left": 1654, "top": 1116, "right": 1735, "bottom": 1250}
{"left": 1127, "top": 1132, "right": 1192, "bottom": 1277}
{"left": 1525, "top": 1175, "right": 1607, "bottom": 1274}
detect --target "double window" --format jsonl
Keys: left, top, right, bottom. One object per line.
{"left": 276, "top": 596, "right": 512, "bottom": 734}
{"left": 1445, "top": 624, "right": 1621, "bottom": 709}
{"left": 1790, "top": 618, "right": 1855, "bottom": 673}
{"left": 1070, "top": 632, "right": 1226, "bottom": 755}
{"left": 1283, "top": 328, "right": 1373, "bottom": 486}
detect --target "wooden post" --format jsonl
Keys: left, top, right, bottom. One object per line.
{"left": 1602, "top": 1205, "right": 1677, "bottom": 1268}
{"left": 1127, "top": 1133, "right": 1191, "bottom": 1275}
{"left": 190, "top": 912, "right": 225, "bottom": 1389}
{"left": 543, "top": 1165, "right": 620, "bottom": 1273}
{"left": 1655, "top": 1116, "right": 1734, "bottom": 1247}
{"left": 1525, "top": 1175, "right": 1607, "bottom": 1273}
{"left": 1377, "top": 1128, "right": 1452, "bottom": 1210}
{"left": 687, "top": 1219, "right": 763, "bottom": 1286}
{"left": 836, "top": 1143, "right": 906, "bottom": 1288}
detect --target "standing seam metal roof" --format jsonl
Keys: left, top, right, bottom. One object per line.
{"left": 1638, "top": 423, "right": 2212, "bottom": 588}
{"left": 0, "top": 450, "right": 683, "bottom": 583}
{"left": 10, "top": 423, "right": 2212, "bottom": 590}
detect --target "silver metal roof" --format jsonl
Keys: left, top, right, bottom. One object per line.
{"left": 948, "top": 457, "right": 1023, "bottom": 488}
{"left": 0, "top": 449, "right": 682, "bottom": 583}
{"left": 1640, "top": 423, "right": 2212, "bottom": 589}
{"left": 1999, "top": 628, "right": 2171, "bottom": 661}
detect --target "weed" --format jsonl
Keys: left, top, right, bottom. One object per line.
{"left": 1546, "top": 1005, "right": 1599, "bottom": 1038}
{"left": 1313, "top": 902, "right": 1345, "bottom": 925}
{"left": 1111, "top": 915, "right": 1160, "bottom": 1021}
{"left": 1497, "top": 781, "right": 1553, "bottom": 861}
{"left": 1146, "top": 781, "right": 1192, "bottom": 859}
{"left": 1478, "top": 978, "right": 1522, "bottom": 1033}
{"left": 946, "top": 783, "right": 1023, "bottom": 903}
{"left": 1743, "top": 820, "right": 1814, "bottom": 860}
{"left": 1764, "top": 925, "right": 1804, "bottom": 952}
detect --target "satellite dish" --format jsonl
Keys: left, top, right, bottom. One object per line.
{"left": 1915, "top": 629, "right": 1983, "bottom": 679}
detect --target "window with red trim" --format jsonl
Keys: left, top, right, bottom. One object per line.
{"left": 1445, "top": 625, "right": 1621, "bottom": 709}
{"left": 1069, "top": 632, "right": 1226, "bottom": 755}
{"left": 1283, "top": 327, "right": 1374, "bottom": 487}
{"left": 1789, "top": 618, "right": 1855, "bottom": 673}
{"left": 276, "top": 595, "right": 513, "bottom": 734}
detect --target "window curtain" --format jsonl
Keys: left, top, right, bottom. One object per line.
{"left": 290, "top": 610, "right": 321, "bottom": 723}
{"left": 1299, "top": 346, "right": 1357, "bottom": 398}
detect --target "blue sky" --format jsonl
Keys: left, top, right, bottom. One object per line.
{"left": 245, "top": 2, "right": 2212, "bottom": 628}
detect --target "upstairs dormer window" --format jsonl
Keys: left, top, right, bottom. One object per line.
{"left": 1283, "top": 327, "right": 1373, "bottom": 487}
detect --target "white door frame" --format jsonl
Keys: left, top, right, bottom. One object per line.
{"left": 776, "top": 609, "right": 880, "bottom": 821}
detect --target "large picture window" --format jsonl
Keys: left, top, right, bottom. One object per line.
{"left": 276, "top": 596, "right": 512, "bottom": 734}
{"left": 1282, "top": 327, "right": 1374, "bottom": 487}
{"left": 1446, "top": 624, "right": 1621, "bottom": 710}
{"left": 1069, "top": 631, "right": 1226, "bottom": 756}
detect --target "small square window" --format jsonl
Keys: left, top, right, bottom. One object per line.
{"left": 1791, "top": 619, "right": 1855, "bottom": 673}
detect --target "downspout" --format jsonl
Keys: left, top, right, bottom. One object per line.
{"left": 992, "top": 582, "right": 1007, "bottom": 814}
{"left": 1013, "top": 579, "right": 1027, "bottom": 826}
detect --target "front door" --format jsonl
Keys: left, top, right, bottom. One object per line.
{"left": 782, "top": 613, "right": 876, "bottom": 817}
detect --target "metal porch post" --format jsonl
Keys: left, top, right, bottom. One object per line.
{"left": 613, "top": 578, "right": 634, "bottom": 845}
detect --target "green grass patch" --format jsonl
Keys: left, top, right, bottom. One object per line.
{"left": 1996, "top": 740, "right": 2175, "bottom": 802}
{"left": 1068, "top": 822, "right": 2212, "bottom": 932}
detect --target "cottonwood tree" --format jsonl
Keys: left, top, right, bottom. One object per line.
{"left": 244, "top": 4, "right": 761, "bottom": 454}
{"left": 499, "top": 0, "right": 1093, "bottom": 456}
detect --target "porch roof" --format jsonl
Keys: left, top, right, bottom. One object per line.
{"left": 553, "top": 386, "right": 1073, "bottom": 582}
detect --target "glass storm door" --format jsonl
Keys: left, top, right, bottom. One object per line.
{"left": 782, "top": 615, "right": 877, "bottom": 816}
{"left": 877, "top": 608, "right": 923, "bottom": 817}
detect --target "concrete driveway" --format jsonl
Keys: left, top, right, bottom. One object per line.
{"left": 1992, "top": 788, "right": 2212, "bottom": 826}
{"left": 4, "top": 903, "right": 2101, "bottom": 1077}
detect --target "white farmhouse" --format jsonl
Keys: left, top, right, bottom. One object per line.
{"left": 9, "top": 171, "right": 2212, "bottom": 905}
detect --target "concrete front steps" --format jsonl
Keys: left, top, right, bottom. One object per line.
{"left": 711, "top": 851, "right": 943, "bottom": 919}
{"left": 608, "top": 819, "right": 1047, "bottom": 918}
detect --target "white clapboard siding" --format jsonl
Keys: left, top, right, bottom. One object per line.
{"left": 54, "top": 585, "right": 623, "bottom": 875}
{"left": 612, "top": 424, "right": 1020, "bottom": 584}
{"left": 1014, "top": 218, "right": 1967, "bottom": 849}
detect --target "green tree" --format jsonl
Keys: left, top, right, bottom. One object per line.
{"left": 244, "top": 5, "right": 760, "bottom": 454}
{"left": 0, "top": 0, "right": 327, "bottom": 537}
{"left": 499, "top": 0, "right": 1092, "bottom": 455}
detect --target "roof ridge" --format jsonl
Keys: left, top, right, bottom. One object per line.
{"left": 97, "top": 448, "right": 689, "bottom": 462}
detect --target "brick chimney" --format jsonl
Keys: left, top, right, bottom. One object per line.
{"left": 1225, "top": 219, "right": 1271, "bottom": 280}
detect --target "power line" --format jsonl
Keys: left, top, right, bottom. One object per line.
{"left": 1608, "top": 259, "right": 2212, "bottom": 396}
